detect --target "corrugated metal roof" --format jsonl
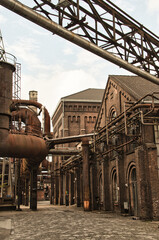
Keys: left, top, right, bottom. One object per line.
{"left": 110, "top": 75, "right": 159, "bottom": 100}
{"left": 61, "top": 88, "right": 105, "bottom": 102}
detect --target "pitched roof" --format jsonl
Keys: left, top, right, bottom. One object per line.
{"left": 109, "top": 75, "right": 159, "bottom": 100}
{"left": 61, "top": 88, "right": 105, "bottom": 102}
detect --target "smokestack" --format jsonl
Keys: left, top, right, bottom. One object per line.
{"left": 29, "top": 90, "right": 38, "bottom": 113}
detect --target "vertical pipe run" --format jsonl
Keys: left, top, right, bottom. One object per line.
{"left": 82, "top": 138, "right": 90, "bottom": 211}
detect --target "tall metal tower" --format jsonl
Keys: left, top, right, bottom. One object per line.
{"left": 0, "top": 29, "right": 21, "bottom": 100}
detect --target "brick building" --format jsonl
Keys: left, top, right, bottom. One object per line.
{"left": 51, "top": 88, "right": 104, "bottom": 205}
{"left": 94, "top": 75, "right": 159, "bottom": 219}
{"left": 51, "top": 77, "right": 159, "bottom": 220}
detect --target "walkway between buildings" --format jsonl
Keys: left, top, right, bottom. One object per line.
{"left": 0, "top": 201, "right": 159, "bottom": 240}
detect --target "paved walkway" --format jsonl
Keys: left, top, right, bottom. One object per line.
{"left": 0, "top": 201, "right": 159, "bottom": 240}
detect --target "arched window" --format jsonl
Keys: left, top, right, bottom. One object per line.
{"left": 128, "top": 166, "right": 138, "bottom": 216}
{"left": 109, "top": 107, "right": 117, "bottom": 122}
{"left": 112, "top": 170, "right": 118, "bottom": 203}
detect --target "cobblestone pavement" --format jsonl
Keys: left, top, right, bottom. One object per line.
{"left": 0, "top": 201, "right": 159, "bottom": 240}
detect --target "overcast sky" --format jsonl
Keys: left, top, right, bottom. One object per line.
{"left": 0, "top": 0, "right": 159, "bottom": 117}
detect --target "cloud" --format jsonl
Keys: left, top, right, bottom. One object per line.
{"left": 146, "top": 0, "right": 159, "bottom": 13}
{"left": 6, "top": 37, "right": 51, "bottom": 71}
{"left": 75, "top": 50, "right": 100, "bottom": 66}
{"left": 111, "top": 0, "right": 135, "bottom": 12}
{"left": 0, "top": 14, "right": 6, "bottom": 24}
{"left": 145, "top": 0, "right": 159, "bottom": 28}
{"left": 63, "top": 46, "right": 74, "bottom": 55}
{"left": 21, "top": 61, "right": 108, "bottom": 117}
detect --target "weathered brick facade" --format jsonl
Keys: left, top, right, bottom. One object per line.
{"left": 51, "top": 77, "right": 159, "bottom": 220}
{"left": 94, "top": 75, "right": 159, "bottom": 220}
{"left": 51, "top": 89, "right": 104, "bottom": 205}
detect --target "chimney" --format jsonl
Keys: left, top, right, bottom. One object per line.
{"left": 29, "top": 90, "right": 38, "bottom": 113}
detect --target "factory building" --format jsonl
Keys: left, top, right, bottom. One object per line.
{"left": 94, "top": 75, "right": 159, "bottom": 219}
{"left": 51, "top": 88, "right": 104, "bottom": 205}
{"left": 0, "top": 58, "right": 159, "bottom": 219}
{"left": 51, "top": 76, "right": 159, "bottom": 220}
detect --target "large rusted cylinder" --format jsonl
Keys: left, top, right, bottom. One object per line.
{"left": 0, "top": 61, "right": 48, "bottom": 160}
{"left": 0, "top": 61, "right": 15, "bottom": 141}
{"left": 0, "top": 133, "right": 48, "bottom": 159}
{"left": 0, "top": 61, "right": 14, "bottom": 154}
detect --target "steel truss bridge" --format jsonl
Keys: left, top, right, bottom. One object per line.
{"left": 0, "top": 0, "right": 159, "bottom": 84}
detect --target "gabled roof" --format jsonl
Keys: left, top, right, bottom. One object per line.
{"left": 109, "top": 75, "right": 159, "bottom": 100}
{"left": 95, "top": 75, "right": 159, "bottom": 129}
{"left": 61, "top": 88, "right": 105, "bottom": 102}
{"left": 52, "top": 88, "right": 105, "bottom": 120}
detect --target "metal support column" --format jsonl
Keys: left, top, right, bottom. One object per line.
{"left": 30, "top": 165, "right": 38, "bottom": 210}
{"left": 59, "top": 167, "right": 63, "bottom": 205}
{"left": 50, "top": 156, "right": 54, "bottom": 204}
{"left": 69, "top": 171, "right": 74, "bottom": 205}
{"left": 82, "top": 138, "right": 90, "bottom": 211}
{"left": 25, "top": 178, "right": 29, "bottom": 206}
{"left": 90, "top": 159, "right": 98, "bottom": 210}
{"left": 16, "top": 158, "right": 21, "bottom": 211}
{"left": 76, "top": 165, "right": 81, "bottom": 207}
{"left": 65, "top": 172, "right": 69, "bottom": 206}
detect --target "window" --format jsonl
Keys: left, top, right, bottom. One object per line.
{"left": 109, "top": 107, "right": 117, "bottom": 122}
{"left": 112, "top": 170, "right": 118, "bottom": 203}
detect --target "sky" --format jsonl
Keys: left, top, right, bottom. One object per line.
{"left": 0, "top": 0, "right": 159, "bottom": 118}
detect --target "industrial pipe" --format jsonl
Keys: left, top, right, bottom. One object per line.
{"left": 11, "top": 108, "right": 41, "bottom": 136}
{"left": 12, "top": 99, "right": 50, "bottom": 136}
{"left": 47, "top": 133, "right": 96, "bottom": 146}
{"left": 0, "top": 133, "right": 48, "bottom": 159}
{"left": 0, "top": 61, "right": 48, "bottom": 160}
{"left": 1, "top": 0, "right": 159, "bottom": 85}
{"left": 49, "top": 148, "right": 80, "bottom": 155}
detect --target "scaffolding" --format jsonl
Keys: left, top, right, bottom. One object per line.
{"left": 13, "top": 63, "right": 21, "bottom": 100}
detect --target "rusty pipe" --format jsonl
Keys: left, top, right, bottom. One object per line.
{"left": 12, "top": 108, "right": 41, "bottom": 135}
{"left": 12, "top": 99, "right": 50, "bottom": 135}
{"left": 99, "top": 102, "right": 159, "bottom": 135}
{"left": 47, "top": 133, "right": 96, "bottom": 147}
{"left": 49, "top": 148, "right": 80, "bottom": 155}
{"left": 0, "top": 132, "right": 48, "bottom": 159}
{"left": 0, "top": 61, "right": 48, "bottom": 162}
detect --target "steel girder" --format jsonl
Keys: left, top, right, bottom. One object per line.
{"left": 32, "top": 0, "right": 159, "bottom": 77}
{"left": 1, "top": 0, "right": 159, "bottom": 78}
